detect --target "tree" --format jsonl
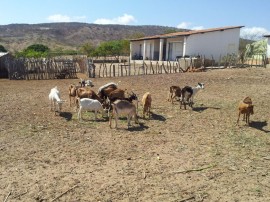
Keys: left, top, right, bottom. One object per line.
{"left": 95, "top": 40, "right": 130, "bottom": 59}
{"left": 80, "top": 42, "right": 96, "bottom": 57}
{"left": 0, "top": 45, "right": 7, "bottom": 52}
{"left": 25, "top": 44, "right": 49, "bottom": 52}
{"left": 15, "top": 44, "right": 50, "bottom": 58}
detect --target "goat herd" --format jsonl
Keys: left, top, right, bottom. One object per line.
{"left": 48, "top": 78, "right": 254, "bottom": 129}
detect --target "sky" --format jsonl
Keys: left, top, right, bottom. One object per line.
{"left": 1, "top": 0, "right": 270, "bottom": 39}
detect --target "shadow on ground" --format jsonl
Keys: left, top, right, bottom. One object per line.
{"left": 60, "top": 112, "right": 73, "bottom": 121}
{"left": 150, "top": 112, "right": 166, "bottom": 121}
{"left": 192, "top": 106, "right": 221, "bottom": 112}
{"left": 249, "top": 121, "right": 270, "bottom": 133}
{"left": 127, "top": 122, "right": 150, "bottom": 131}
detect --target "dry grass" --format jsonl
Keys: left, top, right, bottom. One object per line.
{"left": 0, "top": 67, "right": 270, "bottom": 201}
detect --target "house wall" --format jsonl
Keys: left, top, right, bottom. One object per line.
{"left": 185, "top": 28, "right": 241, "bottom": 61}
{"left": 131, "top": 41, "right": 144, "bottom": 58}
{"left": 131, "top": 40, "right": 157, "bottom": 60}
{"left": 266, "top": 37, "right": 270, "bottom": 58}
{"left": 166, "top": 37, "right": 184, "bottom": 60}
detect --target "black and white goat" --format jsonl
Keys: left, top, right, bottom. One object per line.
{"left": 180, "top": 83, "right": 204, "bottom": 109}
{"left": 79, "top": 78, "right": 94, "bottom": 87}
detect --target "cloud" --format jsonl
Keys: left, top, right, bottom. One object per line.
{"left": 176, "top": 21, "right": 204, "bottom": 30}
{"left": 176, "top": 22, "right": 191, "bottom": 29}
{"left": 94, "top": 14, "right": 137, "bottom": 25}
{"left": 47, "top": 14, "right": 86, "bottom": 22}
{"left": 240, "top": 27, "right": 270, "bottom": 40}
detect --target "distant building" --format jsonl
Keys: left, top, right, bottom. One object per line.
{"left": 130, "top": 26, "right": 244, "bottom": 62}
{"left": 264, "top": 35, "right": 270, "bottom": 60}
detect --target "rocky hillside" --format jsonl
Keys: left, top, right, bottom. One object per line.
{"left": 0, "top": 22, "right": 184, "bottom": 53}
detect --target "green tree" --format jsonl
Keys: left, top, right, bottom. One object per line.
{"left": 25, "top": 44, "right": 49, "bottom": 52}
{"left": 80, "top": 42, "right": 96, "bottom": 57}
{"left": 15, "top": 44, "right": 50, "bottom": 58}
{"left": 0, "top": 45, "right": 8, "bottom": 52}
{"left": 95, "top": 40, "right": 130, "bottom": 59}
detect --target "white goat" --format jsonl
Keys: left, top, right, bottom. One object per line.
{"left": 49, "top": 86, "right": 65, "bottom": 115}
{"left": 77, "top": 98, "right": 104, "bottom": 121}
{"left": 109, "top": 100, "right": 139, "bottom": 129}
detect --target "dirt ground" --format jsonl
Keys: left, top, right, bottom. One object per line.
{"left": 0, "top": 67, "right": 270, "bottom": 202}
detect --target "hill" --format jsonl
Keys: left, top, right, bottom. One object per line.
{"left": 0, "top": 22, "right": 185, "bottom": 53}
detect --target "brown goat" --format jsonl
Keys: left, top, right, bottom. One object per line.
{"left": 142, "top": 92, "right": 152, "bottom": 118}
{"left": 98, "top": 83, "right": 118, "bottom": 100}
{"left": 68, "top": 84, "right": 79, "bottom": 107}
{"left": 108, "top": 88, "right": 126, "bottom": 102}
{"left": 237, "top": 97, "right": 254, "bottom": 126}
{"left": 76, "top": 88, "right": 103, "bottom": 108}
{"left": 168, "top": 86, "right": 181, "bottom": 104}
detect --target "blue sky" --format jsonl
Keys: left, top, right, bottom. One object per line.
{"left": 1, "top": 0, "right": 269, "bottom": 39}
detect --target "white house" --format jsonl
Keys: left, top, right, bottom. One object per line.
{"left": 130, "top": 26, "right": 244, "bottom": 62}
{"left": 264, "top": 35, "right": 270, "bottom": 59}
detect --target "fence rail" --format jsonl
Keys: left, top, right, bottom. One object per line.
{"left": 2, "top": 54, "right": 268, "bottom": 80}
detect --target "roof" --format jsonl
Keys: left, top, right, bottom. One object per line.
{"left": 264, "top": 35, "right": 270, "bottom": 37}
{"left": 130, "top": 26, "right": 244, "bottom": 41}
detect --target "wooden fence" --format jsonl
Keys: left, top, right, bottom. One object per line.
{"left": 5, "top": 58, "right": 79, "bottom": 80}
{"left": 95, "top": 54, "right": 268, "bottom": 78}
{"left": 2, "top": 53, "right": 268, "bottom": 80}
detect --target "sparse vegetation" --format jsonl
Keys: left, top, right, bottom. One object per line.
{"left": 0, "top": 68, "right": 269, "bottom": 201}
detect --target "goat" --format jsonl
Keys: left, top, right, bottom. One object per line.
{"left": 85, "top": 79, "right": 94, "bottom": 87}
{"left": 98, "top": 82, "right": 118, "bottom": 100}
{"left": 105, "top": 90, "right": 138, "bottom": 115}
{"left": 76, "top": 88, "right": 103, "bottom": 108}
{"left": 237, "top": 97, "right": 254, "bottom": 126}
{"left": 168, "top": 86, "right": 181, "bottom": 104}
{"left": 80, "top": 78, "right": 94, "bottom": 87}
{"left": 49, "top": 86, "right": 65, "bottom": 115}
{"left": 142, "top": 92, "right": 152, "bottom": 118}
{"left": 190, "top": 82, "right": 204, "bottom": 105}
{"left": 68, "top": 84, "right": 79, "bottom": 107}
{"left": 180, "top": 83, "right": 204, "bottom": 109}
{"left": 108, "top": 88, "right": 126, "bottom": 102}
{"left": 79, "top": 78, "right": 86, "bottom": 87}
{"left": 180, "top": 86, "right": 193, "bottom": 110}
{"left": 77, "top": 98, "right": 104, "bottom": 121}
{"left": 109, "top": 100, "right": 139, "bottom": 129}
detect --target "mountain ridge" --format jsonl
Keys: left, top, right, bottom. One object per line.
{"left": 0, "top": 22, "right": 185, "bottom": 53}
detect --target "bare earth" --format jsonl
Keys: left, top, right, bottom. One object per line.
{"left": 0, "top": 68, "right": 270, "bottom": 202}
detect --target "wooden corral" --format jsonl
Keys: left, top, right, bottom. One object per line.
{"left": 0, "top": 53, "right": 11, "bottom": 78}
{"left": 5, "top": 58, "right": 79, "bottom": 80}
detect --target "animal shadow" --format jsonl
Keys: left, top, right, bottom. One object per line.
{"left": 59, "top": 112, "right": 73, "bottom": 121}
{"left": 192, "top": 106, "right": 221, "bottom": 112}
{"left": 249, "top": 121, "right": 270, "bottom": 133}
{"left": 150, "top": 112, "right": 166, "bottom": 122}
{"left": 127, "top": 122, "right": 149, "bottom": 132}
